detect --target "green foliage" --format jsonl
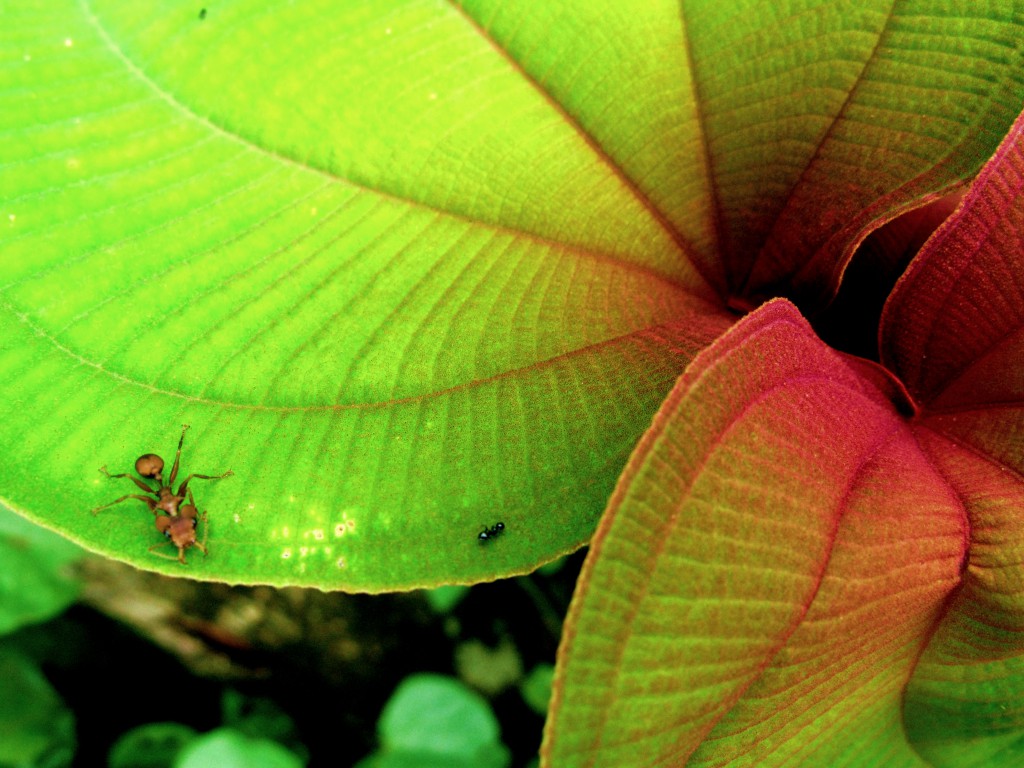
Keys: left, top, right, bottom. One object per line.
{"left": 520, "top": 664, "right": 554, "bottom": 717}
{"left": 360, "top": 673, "right": 510, "bottom": 768}
{"left": 104, "top": 689, "right": 306, "bottom": 768}
{"left": 423, "top": 585, "right": 469, "bottom": 614}
{"left": 0, "top": 503, "right": 82, "bottom": 637}
{"left": 219, "top": 689, "right": 304, "bottom": 756}
{"left": 0, "top": 650, "right": 75, "bottom": 768}
{"left": 357, "top": 752, "right": 482, "bottom": 768}
{"left": 174, "top": 729, "right": 304, "bottom": 768}
{"left": 108, "top": 724, "right": 198, "bottom": 768}
{"left": 536, "top": 557, "right": 567, "bottom": 577}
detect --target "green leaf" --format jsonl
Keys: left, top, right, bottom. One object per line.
{"left": 0, "top": 650, "right": 75, "bottom": 768}
{"left": 521, "top": 664, "right": 555, "bottom": 716}
{"left": 108, "top": 723, "right": 198, "bottom": 768}
{"left": 0, "top": 501, "right": 83, "bottom": 637}
{"left": 710, "top": 0, "right": 1024, "bottom": 305}
{"left": 0, "top": 0, "right": 729, "bottom": 588}
{"left": 356, "top": 751, "right": 483, "bottom": 768}
{"left": 173, "top": 729, "right": 303, "bottom": 768}
{"left": 3, "top": 1, "right": 1022, "bottom": 589}
{"left": 423, "top": 585, "right": 469, "bottom": 614}
{"left": 219, "top": 689, "right": 307, "bottom": 762}
{"left": 451, "top": 1, "right": 1024, "bottom": 305}
{"left": 375, "top": 673, "right": 509, "bottom": 768}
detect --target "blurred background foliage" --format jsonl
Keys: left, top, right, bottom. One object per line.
{"left": 0, "top": 503, "right": 569, "bottom": 767}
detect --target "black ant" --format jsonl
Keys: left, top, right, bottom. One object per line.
{"left": 478, "top": 522, "right": 505, "bottom": 543}
{"left": 91, "top": 424, "right": 232, "bottom": 564}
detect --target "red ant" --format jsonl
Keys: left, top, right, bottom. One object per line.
{"left": 91, "top": 424, "right": 232, "bottom": 564}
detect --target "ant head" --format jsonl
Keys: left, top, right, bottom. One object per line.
{"left": 155, "top": 514, "right": 172, "bottom": 538}
{"left": 180, "top": 504, "right": 199, "bottom": 521}
{"left": 135, "top": 453, "right": 165, "bottom": 479}
{"left": 494, "top": 522, "right": 505, "bottom": 532}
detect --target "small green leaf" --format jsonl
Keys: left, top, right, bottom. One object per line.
{"left": 107, "top": 723, "right": 198, "bottom": 768}
{"left": 173, "top": 729, "right": 303, "bottom": 768}
{"left": 0, "top": 650, "right": 75, "bottom": 768}
{"left": 537, "top": 557, "right": 568, "bottom": 577}
{"left": 520, "top": 664, "right": 555, "bottom": 716}
{"left": 423, "top": 585, "right": 469, "bottom": 614}
{"left": 356, "top": 751, "right": 482, "bottom": 768}
{"left": 378, "top": 674, "right": 509, "bottom": 768}
{"left": 220, "top": 689, "right": 299, "bottom": 747}
{"left": 455, "top": 639, "right": 522, "bottom": 696}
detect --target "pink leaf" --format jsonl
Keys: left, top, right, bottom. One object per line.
{"left": 881, "top": 106, "right": 1024, "bottom": 765}
{"left": 543, "top": 300, "right": 968, "bottom": 766}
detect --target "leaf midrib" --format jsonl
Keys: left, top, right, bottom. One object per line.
{"left": 448, "top": 0, "right": 718, "bottom": 296}
{"left": 2, "top": 299, "right": 714, "bottom": 411}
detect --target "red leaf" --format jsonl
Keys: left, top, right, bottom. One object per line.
{"left": 881, "top": 106, "right": 1024, "bottom": 764}
{"left": 882, "top": 108, "right": 1024, "bottom": 412}
{"left": 543, "top": 300, "right": 967, "bottom": 766}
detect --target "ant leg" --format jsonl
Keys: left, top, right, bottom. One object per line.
{"left": 98, "top": 466, "right": 157, "bottom": 495}
{"left": 196, "top": 509, "right": 209, "bottom": 555}
{"left": 167, "top": 424, "right": 191, "bottom": 486}
{"left": 148, "top": 541, "right": 187, "bottom": 564}
{"left": 91, "top": 494, "right": 157, "bottom": 516}
{"left": 176, "top": 470, "right": 233, "bottom": 498}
